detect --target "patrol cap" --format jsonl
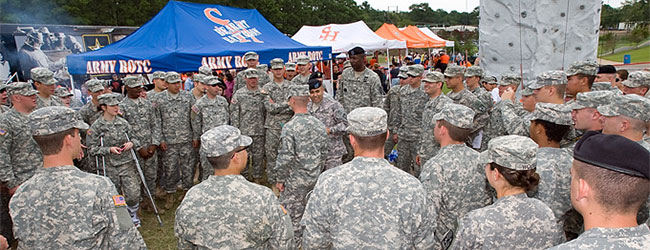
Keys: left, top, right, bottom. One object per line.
{"left": 568, "top": 91, "right": 614, "bottom": 110}
{"left": 348, "top": 47, "right": 365, "bottom": 56}
{"left": 296, "top": 55, "right": 310, "bottom": 65}
{"left": 530, "top": 103, "right": 573, "bottom": 125}
{"left": 520, "top": 86, "right": 534, "bottom": 96}
{"left": 285, "top": 62, "right": 296, "bottom": 71}
{"left": 479, "top": 135, "right": 537, "bottom": 171}
{"left": 573, "top": 131, "right": 649, "bottom": 179}
{"left": 53, "top": 86, "right": 73, "bottom": 98}
{"left": 444, "top": 64, "right": 465, "bottom": 77}
{"left": 165, "top": 72, "right": 181, "bottom": 83}
{"left": 201, "top": 125, "right": 252, "bottom": 158}
{"left": 591, "top": 81, "right": 617, "bottom": 91}
{"left": 481, "top": 75, "right": 498, "bottom": 84}
{"left": 528, "top": 70, "right": 567, "bottom": 90}
{"left": 270, "top": 58, "right": 285, "bottom": 70}
{"left": 347, "top": 107, "right": 387, "bottom": 137}
{"left": 464, "top": 66, "right": 484, "bottom": 77}
{"left": 29, "top": 106, "right": 89, "bottom": 136}
{"left": 152, "top": 71, "right": 167, "bottom": 80}
{"left": 597, "top": 94, "right": 650, "bottom": 122}
{"left": 243, "top": 51, "right": 259, "bottom": 61}
{"left": 308, "top": 79, "right": 322, "bottom": 90}
{"left": 621, "top": 71, "right": 650, "bottom": 88}
{"left": 256, "top": 64, "right": 268, "bottom": 72}
{"left": 598, "top": 65, "right": 616, "bottom": 74}
{"left": 242, "top": 68, "right": 258, "bottom": 79}
{"left": 407, "top": 64, "right": 425, "bottom": 77}
{"left": 8, "top": 82, "right": 38, "bottom": 96}
{"left": 0, "top": 83, "right": 8, "bottom": 91}
{"left": 422, "top": 71, "right": 445, "bottom": 83}
{"left": 286, "top": 84, "right": 309, "bottom": 100}
{"left": 500, "top": 73, "right": 521, "bottom": 86}
{"left": 85, "top": 79, "right": 105, "bottom": 93}
{"left": 397, "top": 66, "right": 409, "bottom": 78}
{"left": 123, "top": 75, "right": 143, "bottom": 88}
{"left": 432, "top": 103, "right": 475, "bottom": 129}
{"left": 566, "top": 60, "right": 598, "bottom": 76}
{"left": 204, "top": 76, "right": 221, "bottom": 86}
{"left": 198, "top": 65, "right": 212, "bottom": 76}
{"left": 30, "top": 67, "right": 54, "bottom": 84}
{"left": 97, "top": 93, "right": 121, "bottom": 106}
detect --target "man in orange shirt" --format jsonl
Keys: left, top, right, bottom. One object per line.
{"left": 439, "top": 51, "right": 450, "bottom": 73}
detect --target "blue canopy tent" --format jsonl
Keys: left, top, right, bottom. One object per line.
{"left": 66, "top": 0, "right": 331, "bottom": 75}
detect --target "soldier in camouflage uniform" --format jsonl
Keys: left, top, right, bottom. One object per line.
{"left": 548, "top": 131, "right": 650, "bottom": 250}
{"left": 31, "top": 67, "right": 63, "bottom": 109}
{"left": 189, "top": 73, "right": 206, "bottom": 179}
{"left": 301, "top": 107, "right": 436, "bottom": 249}
{"left": 285, "top": 62, "right": 297, "bottom": 81}
{"left": 230, "top": 68, "right": 266, "bottom": 182}
{"left": 261, "top": 58, "right": 293, "bottom": 186}
{"left": 598, "top": 94, "right": 650, "bottom": 151}
{"left": 480, "top": 74, "right": 528, "bottom": 151}
{"left": 53, "top": 86, "right": 74, "bottom": 108}
{"left": 273, "top": 84, "right": 327, "bottom": 248}
{"left": 119, "top": 76, "right": 163, "bottom": 214}
{"left": 191, "top": 76, "right": 229, "bottom": 181}
{"left": 417, "top": 71, "right": 453, "bottom": 166}
{"left": 451, "top": 135, "right": 563, "bottom": 249}
{"left": 444, "top": 64, "right": 487, "bottom": 132}
{"left": 397, "top": 64, "right": 428, "bottom": 177}
{"left": 464, "top": 66, "right": 493, "bottom": 148}
{"left": 233, "top": 51, "right": 271, "bottom": 94}
{"left": 419, "top": 103, "right": 491, "bottom": 250}
{"left": 308, "top": 79, "right": 348, "bottom": 171}
{"left": 565, "top": 60, "right": 598, "bottom": 102}
{"left": 154, "top": 72, "right": 196, "bottom": 208}
{"left": 175, "top": 125, "right": 293, "bottom": 249}
{"left": 74, "top": 79, "right": 107, "bottom": 173}
{"left": 290, "top": 55, "right": 312, "bottom": 85}
{"left": 383, "top": 66, "right": 408, "bottom": 158}
{"left": 10, "top": 106, "right": 146, "bottom": 249}
{"left": 87, "top": 93, "right": 142, "bottom": 226}
{"left": 566, "top": 91, "right": 614, "bottom": 149}
{"left": 621, "top": 71, "right": 650, "bottom": 97}
{"left": 0, "top": 84, "right": 9, "bottom": 114}
{"left": 146, "top": 71, "right": 167, "bottom": 100}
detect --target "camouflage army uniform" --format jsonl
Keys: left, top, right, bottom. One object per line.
{"left": 77, "top": 101, "right": 103, "bottom": 126}
{"left": 230, "top": 86, "right": 266, "bottom": 180}
{"left": 308, "top": 96, "right": 348, "bottom": 171}
{"left": 191, "top": 95, "right": 229, "bottom": 181}
{"left": 175, "top": 175, "right": 294, "bottom": 249}
{"left": 0, "top": 109, "right": 43, "bottom": 190}
{"left": 417, "top": 94, "right": 453, "bottom": 165}
{"left": 274, "top": 112, "right": 328, "bottom": 247}
{"left": 383, "top": 80, "right": 403, "bottom": 157}
{"left": 336, "top": 67, "right": 384, "bottom": 114}
{"left": 233, "top": 68, "right": 271, "bottom": 94}
{"left": 290, "top": 74, "right": 309, "bottom": 85}
{"left": 31, "top": 67, "right": 63, "bottom": 109}
{"left": 0, "top": 84, "right": 8, "bottom": 114}
{"left": 533, "top": 147, "right": 573, "bottom": 230}
{"left": 0, "top": 105, "right": 9, "bottom": 114}
{"left": 262, "top": 79, "right": 293, "bottom": 184}
{"left": 397, "top": 84, "right": 429, "bottom": 176}
{"left": 446, "top": 88, "right": 486, "bottom": 116}
{"left": 35, "top": 94, "right": 63, "bottom": 109}
{"left": 155, "top": 90, "right": 196, "bottom": 193}
{"left": 450, "top": 193, "right": 564, "bottom": 250}
{"left": 547, "top": 225, "right": 650, "bottom": 250}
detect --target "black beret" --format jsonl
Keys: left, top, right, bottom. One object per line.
{"left": 216, "top": 81, "right": 227, "bottom": 90}
{"left": 574, "top": 131, "right": 649, "bottom": 179}
{"left": 348, "top": 46, "right": 365, "bottom": 56}
{"left": 598, "top": 65, "right": 617, "bottom": 74}
{"left": 309, "top": 71, "right": 323, "bottom": 80}
{"left": 307, "top": 79, "right": 322, "bottom": 90}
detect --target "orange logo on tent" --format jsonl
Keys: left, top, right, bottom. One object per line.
{"left": 204, "top": 7, "right": 263, "bottom": 44}
{"left": 319, "top": 26, "right": 339, "bottom": 41}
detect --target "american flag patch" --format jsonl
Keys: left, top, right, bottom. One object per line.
{"left": 191, "top": 105, "right": 199, "bottom": 113}
{"left": 112, "top": 195, "right": 126, "bottom": 206}
{"left": 0, "top": 129, "right": 5, "bottom": 136}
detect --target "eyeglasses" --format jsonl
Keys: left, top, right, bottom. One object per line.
{"left": 616, "top": 78, "right": 620, "bottom": 82}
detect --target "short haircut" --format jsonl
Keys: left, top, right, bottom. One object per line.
{"left": 531, "top": 119, "right": 571, "bottom": 143}
{"left": 437, "top": 120, "right": 472, "bottom": 142}
{"left": 574, "top": 73, "right": 597, "bottom": 89}
{"left": 33, "top": 128, "right": 77, "bottom": 156}
{"left": 292, "top": 96, "right": 309, "bottom": 106}
{"left": 620, "top": 115, "right": 647, "bottom": 133}
{"left": 573, "top": 160, "right": 650, "bottom": 214}
{"left": 206, "top": 151, "right": 236, "bottom": 170}
{"left": 351, "top": 132, "right": 387, "bottom": 151}
{"left": 490, "top": 163, "right": 540, "bottom": 192}
{"left": 551, "top": 84, "right": 566, "bottom": 98}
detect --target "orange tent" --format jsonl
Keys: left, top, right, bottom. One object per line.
{"left": 400, "top": 25, "right": 446, "bottom": 48}
{"left": 375, "top": 23, "right": 429, "bottom": 48}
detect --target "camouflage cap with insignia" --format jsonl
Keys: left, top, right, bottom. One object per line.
{"left": 29, "top": 106, "right": 89, "bottom": 136}
{"left": 528, "top": 70, "right": 568, "bottom": 90}
{"left": 243, "top": 51, "right": 259, "bottom": 61}
{"left": 200, "top": 125, "right": 252, "bottom": 158}
{"left": 30, "top": 67, "right": 54, "bottom": 84}
{"left": 270, "top": 58, "right": 284, "bottom": 70}
{"left": 444, "top": 64, "right": 465, "bottom": 77}
{"left": 479, "top": 135, "right": 537, "bottom": 171}
{"left": 500, "top": 73, "right": 521, "bottom": 86}
{"left": 397, "top": 66, "right": 409, "bottom": 78}
{"left": 481, "top": 75, "right": 498, "bottom": 84}
{"left": 204, "top": 76, "right": 221, "bottom": 86}
{"left": 407, "top": 64, "right": 425, "bottom": 77}
{"left": 621, "top": 71, "right": 650, "bottom": 88}
{"left": 123, "top": 75, "right": 142, "bottom": 88}
{"left": 193, "top": 74, "right": 205, "bottom": 84}
{"left": 285, "top": 62, "right": 296, "bottom": 71}
{"left": 286, "top": 84, "right": 309, "bottom": 100}
{"left": 198, "top": 65, "right": 212, "bottom": 76}
{"left": 597, "top": 94, "right": 650, "bottom": 122}
{"left": 464, "top": 66, "right": 484, "bottom": 78}
{"left": 591, "top": 81, "right": 619, "bottom": 92}
{"left": 530, "top": 103, "right": 573, "bottom": 125}
{"left": 566, "top": 60, "right": 598, "bottom": 76}
{"left": 569, "top": 91, "right": 614, "bottom": 110}
{"left": 347, "top": 107, "right": 387, "bottom": 137}
{"left": 520, "top": 86, "right": 534, "bottom": 96}
{"left": 152, "top": 71, "right": 167, "bottom": 80}
{"left": 97, "top": 93, "right": 122, "bottom": 106}
{"left": 432, "top": 103, "right": 475, "bottom": 129}
{"left": 256, "top": 64, "right": 268, "bottom": 72}
{"left": 8, "top": 82, "right": 38, "bottom": 96}
{"left": 242, "top": 68, "right": 259, "bottom": 79}
{"left": 165, "top": 71, "right": 181, "bottom": 83}
{"left": 296, "top": 55, "right": 310, "bottom": 65}
{"left": 85, "top": 79, "right": 105, "bottom": 93}
{"left": 422, "top": 71, "right": 445, "bottom": 83}
{"left": 0, "top": 83, "right": 7, "bottom": 91}
{"left": 54, "top": 86, "right": 73, "bottom": 98}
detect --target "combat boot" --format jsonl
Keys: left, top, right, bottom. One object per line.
{"left": 164, "top": 193, "right": 175, "bottom": 210}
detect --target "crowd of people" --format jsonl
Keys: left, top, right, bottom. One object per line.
{"left": 0, "top": 45, "right": 649, "bottom": 249}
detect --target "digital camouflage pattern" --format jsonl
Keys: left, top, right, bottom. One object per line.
{"left": 407, "top": 64, "right": 424, "bottom": 77}
{"left": 191, "top": 95, "right": 229, "bottom": 140}
{"left": 529, "top": 70, "right": 568, "bottom": 90}
{"left": 336, "top": 67, "right": 384, "bottom": 114}
{"left": 479, "top": 135, "right": 538, "bottom": 171}
{"left": 230, "top": 85, "right": 266, "bottom": 179}
{"left": 347, "top": 107, "right": 387, "bottom": 137}
{"left": 417, "top": 94, "right": 453, "bottom": 164}
{"left": 53, "top": 86, "right": 73, "bottom": 98}
{"left": 261, "top": 78, "right": 293, "bottom": 183}
{"left": 432, "top": 103, "right": 476, "bottom": 129}
{"left": 308, "top": 96, "right": 348, "bottom": 171}
{"left": 7, "top": 82, "right": 38, "bottom": 97}
{"left": 446, "top": 88, "right": 487, "bottom": 121}
{"left": 597, "top": 94, "right": 650, "bottom": 122}
{"left": 548, "top": 225, "right": 650, "bottom": 250}
{"left": 383, "top": 82, "right": 402, "bottom": 157}
{"left": 29, "top": 67, "right": 54, "bottom": 83}
{"left": 500, "top": 73, "right": 522, "bottom": 86}
{"left": 199, "top": 125, "right": 252, "bottom": 158}
{"left": 532, "top": 147, "right": 573, "bottom": 231}
{"left": 464, "top": 66, "right": 484, "bottom": 77}
{"left": 397, "top": 83, "right": 429, "bottom": 176}
{"left": 29, "top": 106, "right": 89, "bottom": 136}
{"left": 621, "top": 71, "right": 650, "bottom": 88}
{"left": 531, "top": 102, "right": 573, "bottom": 125}
{"left": 234, "top": 68, "right": 271, "bottom": 94}
{"left": 480, "top": 99, "right": 529, "bottom": 151}
{"left": 0, "top": 109, "right": 42, "bottom": 189}
{"left": 302, "top": 156, "right": 436, "bottom": 249}
{"left": 565, "top": 60, "right": 598, "bottom": 76}
{"left": 444, "top": 64, "right": 465, "bottom": 77}
{"left": 568, "top": 91, "right": 614, "bottom": 110}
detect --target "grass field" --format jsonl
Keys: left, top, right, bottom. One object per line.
{"left": 601, "top": 45, "right": 650, "bottom": 63}
{"left": 138, "top": 193, "right": 183, "bottom": 250}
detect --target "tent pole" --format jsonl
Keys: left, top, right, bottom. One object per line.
{"left": 330, "top": 58, "right": 335, "bottom": 95}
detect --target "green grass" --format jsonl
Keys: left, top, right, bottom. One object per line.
{"left": 138, "top": 193, "right": 182, "bottom": 250}
{"left": 601, "top": 45, "right": 650, "bottom": 63}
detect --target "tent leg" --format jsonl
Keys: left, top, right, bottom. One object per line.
{"left": 330, "top": 59, "right": 334, "bottom": 95}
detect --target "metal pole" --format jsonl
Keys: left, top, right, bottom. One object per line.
{"left": 95, "top": 155, "right": 100, "bottom": 175}
{"left": 124, "top": 133, "right": 164, "bottom": 226}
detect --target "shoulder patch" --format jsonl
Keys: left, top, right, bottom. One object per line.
{"left": 112, "top": 195, "right": 126, "bottom": 206}
{"left": 86, "top": 129, "right": 92, "bottom": 135}
{"left": 191, "top": 105, "right": 200, "bottom": 114}
{"left": 0, "top": 129, "right": 5, "bottom": 136}
{"left": 280, "top": 205, "right": 287, "bottom": 215}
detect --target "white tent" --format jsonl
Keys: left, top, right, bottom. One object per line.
{"left": 292, "top": 21, "right": 406, "bottom": 53}
{"left": 418, "top": 27, "right": 454, "bottom": 47}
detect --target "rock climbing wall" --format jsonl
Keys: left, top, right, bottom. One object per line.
{"left": 479, "top": 0, "right": 601, "bottom": 84}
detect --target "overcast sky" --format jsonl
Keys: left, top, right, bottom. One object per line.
{"left": 355, "top": 0, "right": 626, "bottom": 13}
